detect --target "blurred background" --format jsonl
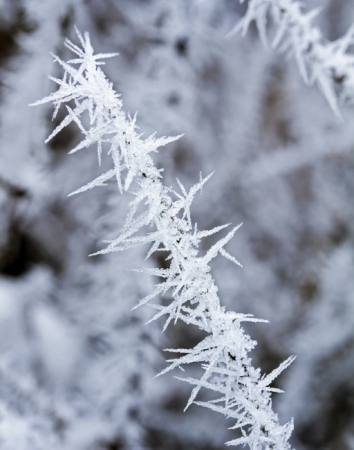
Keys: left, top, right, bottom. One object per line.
{"left": 0, "top": 0, "right": 353, "bottom": 449}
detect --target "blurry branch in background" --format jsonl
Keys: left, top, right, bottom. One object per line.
{"left": 32, "top": 30, "right": 295, "bottom": 449}
{"left": 243, "top": 128, "right": 354, "bottom": 185}
{"left": 234, "top": 0, "right": 354, "bottom": 116}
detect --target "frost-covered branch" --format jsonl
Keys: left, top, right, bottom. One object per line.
{"left": 235, "top": 0, "right": 354, "bottom": 115}
{"left": 32, "top": 30, "right": 295, "bottom": 449}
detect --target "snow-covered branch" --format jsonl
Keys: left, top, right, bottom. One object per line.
{"left": 32, "top": 30, "right": 295, "bottom": 449}
{"left": 235, "top": 0, "right": 354, "bottom": 115}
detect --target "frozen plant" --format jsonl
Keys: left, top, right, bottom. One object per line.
{"left": 32, "top": 30, "right": 296, "bottom": 449}
{"left": 235, "top": 0, "right": 354, "bottom": 114}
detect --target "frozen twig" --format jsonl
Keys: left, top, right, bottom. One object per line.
{"left": 32, "top": 29, "right": 295, "bottom": 449}
{"left": 234, "top": 0, "right": 354, "bottom": 116}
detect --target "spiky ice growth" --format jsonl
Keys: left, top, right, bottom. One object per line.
{"left": 32, "top": 29, "right": 295, "bottom": 449}
{"left": 234, "top": 0, "right": 354, "bottom": 116}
